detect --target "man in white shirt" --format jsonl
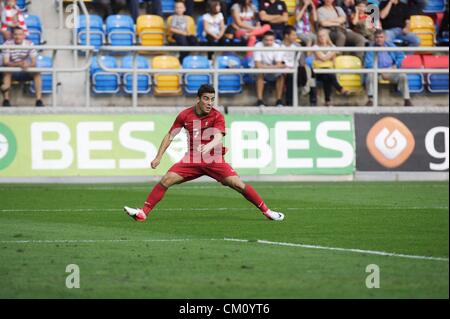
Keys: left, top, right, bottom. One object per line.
{"left": 254, "top": 30, "right": 285, "bottom": 107}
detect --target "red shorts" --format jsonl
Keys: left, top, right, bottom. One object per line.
{"left": 168, "top": 159, "right": 238, "bottom": 183}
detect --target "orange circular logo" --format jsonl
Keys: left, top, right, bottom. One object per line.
{"left": 366, "top": 117, "right": 415, "bottom": 168}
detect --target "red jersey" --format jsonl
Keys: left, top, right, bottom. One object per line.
{"left": 169, "top": 106, "right": 226, "bottom": 162}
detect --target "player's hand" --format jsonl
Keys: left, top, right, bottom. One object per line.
{"left": 151, "top": 158, "right": 160, "bottom": 169}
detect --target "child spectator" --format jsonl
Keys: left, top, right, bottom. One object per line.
{"left": 295, "top": 0, "right": 318, "bottom": 46}
{"left": 169, "top": 0, "right": 197, "bottom": 62}
{"left": 203, "top": 0, "right": 226, "bottom": 59}
{"left": 1, "top": 0, "right": 28, "bottom": 41}
{"left": 351, "top": 0, "right": 380, "bottom": 41}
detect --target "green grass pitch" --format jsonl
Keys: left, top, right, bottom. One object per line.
{"left": 0, "top": 182, "right": 448, "bottom": 298}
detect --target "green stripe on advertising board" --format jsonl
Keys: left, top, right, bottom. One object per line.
{"left": 0, "top": 114, "right": 355, "bottom": 177}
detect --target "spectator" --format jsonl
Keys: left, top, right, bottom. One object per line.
{"left": 1, "top": 0, "right": 28, "bottom": 41}
{"left": 169, "top": 0, "right": 197, "bottom": 62}
{"left": 364, "top": 29, "right": 412, "bottom": 106}
{"left": 1, "top": 27, "right": 44, "bottom": 107}
{"left": 339, "top": 0, "right": 355, "bottom": 27}
{"left": 379, "top": 0, "right": 420, "bottom": 47}
{"left": 128, "top": 0, "right": 162, "bottom": 22}
{"left": 203, "top": 0, "right": 226, "bottom": 59}
{"left": 351, "top": 0, "right": 380, "bottom": 41}
{"left": 313, "top": 28, "right": 349, "bottom": 106}
{"left": 93, "top": 0, "right": 128, "bottom": 20}
{"left": 259, "top": 0, "right": 288, "bottom": 40}
{"left": 281, "top": 26, "right": 317, "bottom": 106}
{"left": 317, "top": 0, "right": 366, "bottom": 59}
{"left": 230, "top": 0, "right": 271, "bottom": 56}
{"left": 254, "top": 30, "right": 285, "bottom": 107}
{"left": 295, "top": 0, "right": 317, "bottom": 46}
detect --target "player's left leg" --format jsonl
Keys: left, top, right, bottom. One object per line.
{"left": 204, "top": 162, "right": 285, "bottom": 221}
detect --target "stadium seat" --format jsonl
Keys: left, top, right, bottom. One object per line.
{"left": 16, "top": 0, "right": 27, "bottom": 11}
{"left": 335, "top": 56, "right": 363, "bottom": 93}
{"left": 77, "top": 15, "right": 105, "bottom": 49}
{"left": 30, "top": 55, "right": 53, "bottom": 95}
{"left": 242, "top": 56, "right": 255, "bottom": 85}
{"left": 162, "top": 0, "right": 175, "bottom": 14}
{"left": 151, "top": 55, "right": 182, "bottom": 96}
{"left": 410, "top": 15, "right": 435, "bottom": 47}
{"left": 166, "top": 15, "right": 195, "bottom": 44}
{"left": 196, "top": 15, "right": 207, "bottom": 44}
{"left": 401, "top": 55, "right": 424, "bottom": 93}
{"left": 90, "top": 56, "right": 121, "bottom": 94}
{"left": 423, "top": 0, "right": 446, "bottom": 13}
{"left": 182, "top": 55, "right": 211, "bottom": 94}
{"left": 0, "top": 33, "right": 4, "bottom": 45}
{"left": 137, "top": 15, "right": 165, "bottom": 46}
{"left": 24, "top": 14, "right": 43, "bottom": 45}
{"left": 122, "top": 55, "right": 152, "bottom": 94}
{"left": 106, "top": 15, "right": 135, "bottom": 46}
{"left": 423, "top": 55, "right": 449, "bottom": 93}
{"left": 282, "top": 0, "right": 296, "bottom": 14}
{"left": 216, "top": 55, "right": 242, "bottom": 94}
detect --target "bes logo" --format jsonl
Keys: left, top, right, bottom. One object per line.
{"left": 366, "top": 117, "right": 415, "bottom": 168}
{"left": 0, "top": 123, "right": 17, "bottom": 170}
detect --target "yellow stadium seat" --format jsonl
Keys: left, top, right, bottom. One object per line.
{"left": 283, "top": 0, "right": 296, "bottom": 14}
{"left": 335, "top": 55, "right": 363, "bottom": 93}
{"left": 166, "top": 15, "right": 195, "bottom": 44}
{"left": 410, "top": 15, "right": 435, "bottom": 47}
{"left": 288, "top": 15, "right": 296, "bottom": 27}
{"left": 152, "top": 55, "right": 182, "bottom": 96}
{"left": 137, "top": 15, "right": 165, "bottom": 46}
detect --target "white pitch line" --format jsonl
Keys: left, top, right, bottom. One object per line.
{"left": 0, "top": 206, "right": 447, "bottom": 213}
{"left": 224, "top": 238, "right": 449, "bottom": 262}
{"left": 0, "top": 238, "right": 218, "bottom": 244}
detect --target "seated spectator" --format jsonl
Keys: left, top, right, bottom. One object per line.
{"left": 295, "top": 0, "right": 317, "bottom": 46}
{"left": 203, "top": 0, "right": 226, "bottom": 59}
{"left": 379, "top": 0, "right": 420, "bottom": 47}
{"left": 339, "top": 0, "right": 355, "bottom": 27}
{"left": 1, "top": 27, "right": 44, "bottom": 107}
{"left": 281, "top": 26, "right": 317, "bottom": 106}
{"left": 93, "top": 0, "right": 128, "bottom": 20}
{"left": 1, "top": 0, "right": 28, "bottom": 41}
{"left": 317, "top": 0, "right": 366, "bottom": 59}
{"left": 230, "top": 0, "right": 271, "bottom": 54}
{"left": 128, "top": 0, "right": 162, "bottom": 22}
{"left": 259, "top": 0, "right": 288, "bottom": 40}
{"left": 351, "top": 0, "right": 380, "bottom": 41}
{"left": 364, "top": 29, "right": 412, "bottom": 106}
{"left": 254, "top": 30, "right": 285, "bottom": 107}
{"left": 313, "top": 28, "right": 349, "bottom": 106}
{"left": 169, "top": 0, "right": 197, "bottom": 62}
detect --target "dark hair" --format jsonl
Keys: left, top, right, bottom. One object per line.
{"left": 208, "top": 0, "right": 221, "bottom": 13}
{"left": 197, "top": 84, "right": 215, "bottom": 97}
{"left": 283, "top": 25, "right": 296, "bottom": 38}
{"left": 12, "top": 26, "right": 24, "bottom": 33}
{"left": 263, "top": 30, "right": 275, "bottom": 38}
{"left": 355, "top": 0, "right": 368, "bottom": 5}
{"left": 374, "top": 29, "right": 384, "bottom": 37}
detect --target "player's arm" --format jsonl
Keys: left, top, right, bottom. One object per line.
{"left": 198, "top": 131, "right": 224, "bottom": 154}
{"left": 151, "top": 113, "right": 184, "bottom": 169}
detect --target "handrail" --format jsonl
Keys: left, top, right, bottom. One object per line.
{"left": 97, "top": 45, "right": 449, "bottom": 108}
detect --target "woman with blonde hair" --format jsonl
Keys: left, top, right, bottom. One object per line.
{"left": 313, "top": 28, "right": 349, "bottom": 106}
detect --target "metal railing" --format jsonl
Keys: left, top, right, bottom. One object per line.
{"left": 0, "top": 43, "right": 448, "bottom": 107}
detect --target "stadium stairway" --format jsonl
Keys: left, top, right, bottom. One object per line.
{"left": 6, "top": 1, "right": 449, "bottom": 108}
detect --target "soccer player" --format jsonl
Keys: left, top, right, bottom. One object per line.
{"left": 124, "top": 84, "right": 285, "bottom": 222}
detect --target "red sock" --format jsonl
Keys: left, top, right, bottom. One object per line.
{"left": 143, "top": 183, "right": 167, "bottom": 215}
{"left": 242, "top": 184, "right": 269, "bottom": 213}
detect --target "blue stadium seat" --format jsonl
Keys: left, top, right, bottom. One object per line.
{"left": 30, "top": 55, "right": 53, "bottom": 94}
{"left": 196, "top": 15, "right": 207, "bottom": 44}
{"left": 182, "top": 55, "right": 211, "bottom": 94}
{"left": 423, "top": 55, "right": 449, "bottom": 93}
{"left": 77, "top": 15, "right": 105, "bottom": 49}
{"left": 423, "top": 0, "right": 445, "bottom": 13}
{"left": 401, "top": 55, "right": 424, "bottom": 93}
{"left": 122, "top": 55, "right": 151, "bottom": 94}
{"left": 0, "top": 33, "right": 4, "bottom": 45}
{"left": 242, "top": 56, "right": 255, "bottom": 85}
{"left": 106, "top": 15, "right": 135, "bottom": 46}
{"left": 90, "top": 56, "right": 121, "bottom": 94}
{"left": 24, "top": 14, "right": 42, "bottom": 45}
{"left": 216, "top": 55, "right": 242, "bottom": 94}
{"left": 16, "top": 0, "right": 27, "bottom": 11}
{"left": 162, "top": 0, "right": 175, "bottom": 14}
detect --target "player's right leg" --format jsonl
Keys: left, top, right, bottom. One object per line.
{"left": 124, "top": 172, "right": 184, "bottom": 222}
